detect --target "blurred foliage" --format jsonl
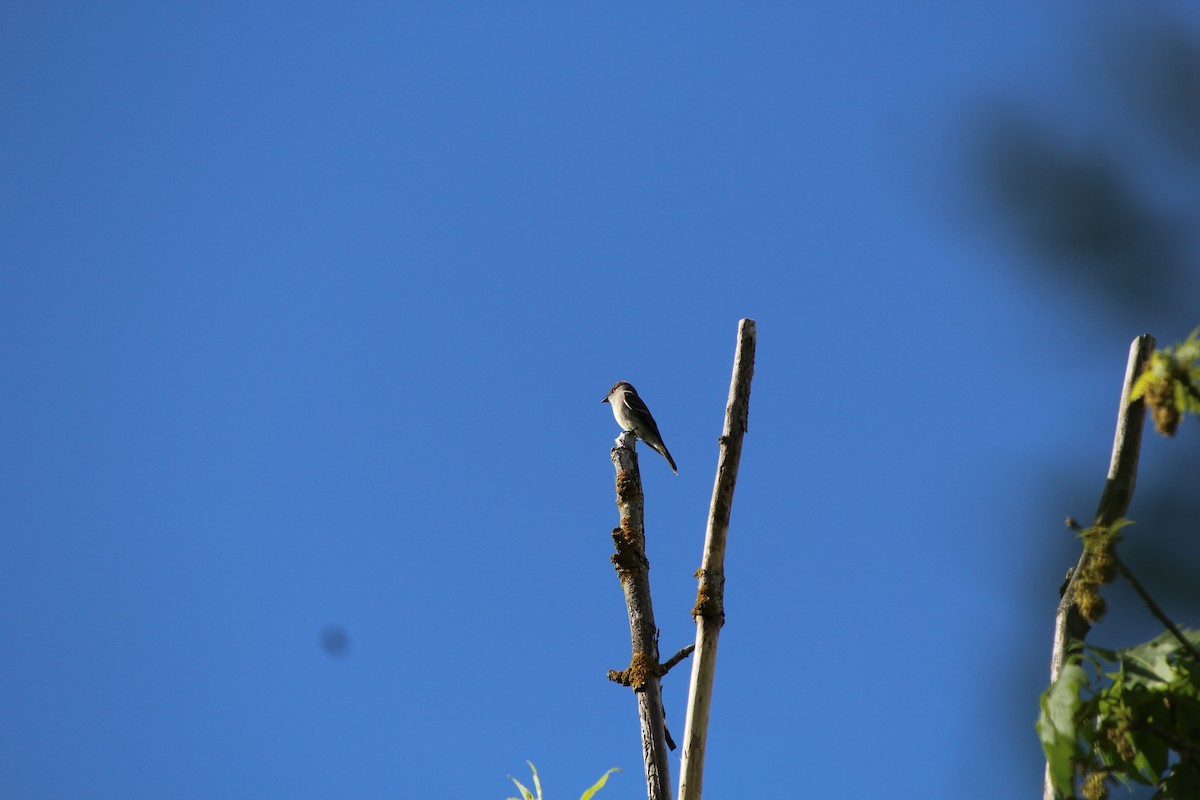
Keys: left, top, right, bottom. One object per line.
{"left": 970, "top": 6, "right": 1200, "bottom": 629}
{"left": 1033, "top": 326, "right": 1200, "bottom": 800}
{"left": 1130, "top": 327, "right": 1200, "bottom": 437}
{"left": 974, "top": 11, "right": 1200, "bottom": 330}
{"left": 965, "top": 8, "right": 1200, "bottom": 797}
{"left": 1071, "top": 519, "right": 1131, "bottom": 625}
{"left": 1039, "top": 631, "right": 1200, "bottom": 800}
{"left": 979, "top": 111, "right": 1187, "bottom": 312}
{"left": 967, "top": 11, "right": 1200, "bottom": 600}
{"left": 320, "top": 624, "right": 350, "bottom": 658}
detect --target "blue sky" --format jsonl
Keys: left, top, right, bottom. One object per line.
{"left": 4, "top": 3, "right": 1200, "bottom": 798}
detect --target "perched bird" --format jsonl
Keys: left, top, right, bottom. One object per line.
{"left": 602, "top": 381, "right": 678, "bottom": 474}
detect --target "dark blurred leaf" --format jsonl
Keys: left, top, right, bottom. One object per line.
{"left": 320, "top": 625, "right": 350, "bottom": 658}
{"left": 977, "top": 110, "right": 1186, "bottom": 312}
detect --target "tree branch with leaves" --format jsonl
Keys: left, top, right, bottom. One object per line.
{"left": 1041, "top": 329, "right": 1200, "bottom": 800}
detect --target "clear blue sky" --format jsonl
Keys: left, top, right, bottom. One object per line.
{"left": 4, "top": 3, "right": 1199, "bottom": 798}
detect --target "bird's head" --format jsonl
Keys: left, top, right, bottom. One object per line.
{"left": 602, "top": 381, "right": 633, "bottom": 404}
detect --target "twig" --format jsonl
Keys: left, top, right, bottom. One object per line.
{"left": 678, "top": 319, "right": 756, "bottom": 800}
{"left": 661, "top": 645, "right": 696, "bottom": 676}
{"left": 1114, "top": 557, "right": 1200, "bottom": 664}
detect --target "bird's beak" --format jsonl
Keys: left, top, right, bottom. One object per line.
{"left": 601, "top": 396, "right": 609, "bottom": 404}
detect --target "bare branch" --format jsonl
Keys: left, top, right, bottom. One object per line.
{"left": 1049, "top": 334, "right": 1153, "bottom": 683}
{"left": 609, "top": 432, "right": 672, "bottom": 800}
{"left": 678, "top": 319, "right": 756, "bottom": 800}
{"left": 1043, "top": 333, "right": 1154, "bottom": 800}
{"left": 661, "top": 645, "right": 696, "bottom": 676}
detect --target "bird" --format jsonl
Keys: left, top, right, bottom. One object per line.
{"left": 602, "top": 381, "right": 678, "bottom": 474}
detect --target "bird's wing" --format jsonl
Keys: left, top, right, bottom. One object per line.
{"left": 625, "top": 390, "right": 652, "bottom": 417}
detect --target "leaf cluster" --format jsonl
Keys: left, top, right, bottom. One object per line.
{"left": 507, "top": 762, "right": 621, "bottom": 800}
{"left": 1130, "top": 327, "right": 1200, "bottom": 436}
{"left": 1071, "top": 520, "right": 1131, "bottom": 624}
{"left": 1039, "top": 631, "right": 1200, "bottom": 799}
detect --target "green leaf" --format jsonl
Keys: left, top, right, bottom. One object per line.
{"left": 1171, "top": 661, "right": 1200, "bottom": 706}
{"left": 507, "top": 778, "right": 535, "bottom": 800}
{"left": 1174, "top": 627, "right": 1200, "bottom": 651}
{"left": 1155, "top": 762, "right": 1200, "bottom": 800}
{"left": 1086, "top": 643, "right": 1119, "bottom": 663}
{"left": 1176, "top": 326, "right": 1200, "bottom": 364}
{"left": 579, "top": 768, "right": 621, "bottom": 800}
{"left": 1122, "top": 632, "right": 1182, "bottom": 690}
{"left": 1039, "top": 662, "right": 1088, "bottom": 796}
{"left": 1130, "top": 368, "right": 1157, "bottom": 402}
{"left": 508, "top": 762, "right": 541, "bottom": 800}
{"left": 531, "top": 762, "right": 542, "bottom": 800}
{"left": 1129, "top": 724, "right": 1170, "bottom": 782}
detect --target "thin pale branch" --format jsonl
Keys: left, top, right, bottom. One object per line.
{"left": 1044, "top": 334, "right": 1154, "bottom": 800}
{"left": 1049, "top": 334, "right": 1154, "bottom": 683}
{"left": 678, "top": 319, "right": 756, "bottom": 800}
